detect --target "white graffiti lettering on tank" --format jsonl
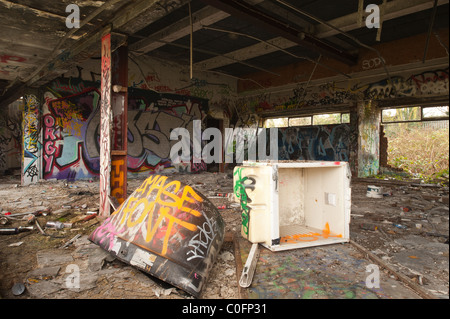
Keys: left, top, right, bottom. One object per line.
{"left": 186, "top": 213, "right": 218, "bottom": 261}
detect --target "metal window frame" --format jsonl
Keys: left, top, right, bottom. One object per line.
{"left": 381, "top": 105, "right": 449, "bottom": 124}
{"left": 263, "top": 112, "right": 351, "bottom": 128}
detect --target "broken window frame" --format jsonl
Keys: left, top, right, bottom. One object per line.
{"left": 264, "top": 112, "right": 350, "bottom": 128}
{"left": 381, "top": 105, "right": 449, "bottom": 124}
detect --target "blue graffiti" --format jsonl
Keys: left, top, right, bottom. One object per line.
{"left": 278, "top": 124, "right": 350, "bottom": 162}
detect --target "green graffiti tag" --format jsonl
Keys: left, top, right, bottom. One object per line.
{"left": 233, "top": 168, "right": 255, "bottom": 235}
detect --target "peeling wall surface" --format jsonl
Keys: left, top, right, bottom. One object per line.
{"left": 42, "top": 77, "right": 209, "bottom": 181}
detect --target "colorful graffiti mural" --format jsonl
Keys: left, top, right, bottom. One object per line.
{"left": 42, "top": 77, "right": 208, "bottom": 181}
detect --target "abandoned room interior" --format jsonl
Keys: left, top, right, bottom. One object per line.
{"left": 0, "top": 0, "right": 448, "bottom": 302}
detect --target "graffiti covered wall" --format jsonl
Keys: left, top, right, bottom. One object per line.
{"left": 0, "top": 100, "right": 22, "bottom": 173}
{"left": 236, "top": 67, "right": 449, "bottom": 116}
{"left": 42, "top": 78, "right": 209, "bottom": 181}
{"left": 278, "top": 124, "right": 351, "bottom": 162}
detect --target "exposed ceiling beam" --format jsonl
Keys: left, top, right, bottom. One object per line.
{"left": 130, "top": 5, "right": 230, "bottom": 54}
{"left": 0, "top": 0, "right": 70, "bottom": 21}
{"left": 129, "top": 0, "right": 267, "bottom": 55}
{"left": 195, "top": 0, "right": 449, "bottom": 72}
{"left": 199, "top": 0, "right": 358, "bottom": 65}
{"left": 315, "top": 0, "right": 449, "bottom": 38}
{"left": 24, "top": 0, "right": 190, "bottom": 86}
{"left": 1, "top": 0, "right": 187, "bottom": 108}
{"left": 248, "top": 0, "right": 315, "bottom": 34}
{"left": 195, "top": 36, "right": 296, "bottom": 71}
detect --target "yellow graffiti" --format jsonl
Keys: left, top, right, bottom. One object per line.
{"left": 112, "top": 175, "right": 204, "bottom": 255}
{"left": 281, "top": 223, "right": 342, "bottom": 244}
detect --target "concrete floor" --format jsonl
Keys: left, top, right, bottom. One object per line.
{"left": 0, "top": 171, "right": 448, "bottom": 299}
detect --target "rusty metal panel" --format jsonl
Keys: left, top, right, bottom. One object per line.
{"left": 110, "top": 45, "right": 128, "bottom": 205}
{"left": 99, "top": 33, "right": 112, "bottom": 217}
{"left": 89, "top": 175, "right": 225, "bottom": 297}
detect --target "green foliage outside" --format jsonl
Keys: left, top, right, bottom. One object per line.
{"left": 384, "top": 121, "right": 449, "bottom": 183}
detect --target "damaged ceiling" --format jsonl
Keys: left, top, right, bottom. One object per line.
{"left": 0, "top": 0, "right": 449, "bottom": 106}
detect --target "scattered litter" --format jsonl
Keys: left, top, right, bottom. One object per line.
{"left": 360, "top": 223, "right": 378, "bottom": 231}
{"left": 208, "top": 192, "right": 234, "bottom": 200}
{"left": 45, "top": 221, "right": 72, "bottom": 229}
{"left": 8, "top": 241, "right": 24, "bottom": 247}
{"left": 11, "top": 283, "right": 26, "bottom": 296}
{"left": 108, "top": 195, "right": 120, "bottom": 211}
{"left": 23, "top": 214, "right": 36, "bottom": 224}
{"left": 153, "top": 287, "right": 174, "bottom": 298}
{"left": 211, "top": 192, "right": 230, "bottom": 197}
{"left": 392, "top": 223, "right": 408, "bottom": 230}
{"left": 60, "top": 234, "right": 82, "bottom": 249}
{"left": 217, "top": 203, "right": 240, "bottom": 210}
{"left": 0, "top": 217, "right": 9, "bottom": 225}
{"left": 0, "top": 226, "right": 34, "bottom": 235}
{"left": 225, "top": 268, "right": 235, "bottom": 277}
{"left": 366, "top": 185, "right": 383, "bottom": 198}
{"left": 219, "top": 251, "right": 234, "bottom": 262}
{"left": 239, "top": 243, "right": 259, "bottom": 288}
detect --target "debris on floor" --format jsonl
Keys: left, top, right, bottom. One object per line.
{"left": 0, "top": 172, "right": 448, "bottom": 299}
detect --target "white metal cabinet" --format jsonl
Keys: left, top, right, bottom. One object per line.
{"left": 233, "top": 161, "right": 351, "bottom": 251}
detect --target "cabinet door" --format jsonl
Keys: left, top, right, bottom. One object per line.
{"left": 233, "top": 165, "right": 274, "bottom": 245}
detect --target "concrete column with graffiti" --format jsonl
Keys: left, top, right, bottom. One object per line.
{"left": 99, "top": 33, "right": 112, "bottom": 217}
{"left": 22, "top": 92, "right": 42, "bottom": 185}
{"left": 357, "top": 100, "right": 381, "bottom": 177}
{"left": 110, "top": 45, "right": 128, "bottom": 208}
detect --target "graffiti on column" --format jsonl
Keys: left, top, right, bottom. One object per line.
{"left": 100, "top": 33, "right": 112, "bottom": 217}
{"left": 22, "top": 94, "right": 41, "bottom": 184}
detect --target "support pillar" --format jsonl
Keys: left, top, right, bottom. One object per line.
{"left": 357, "top": 100, "right": 381, "bottom": 178}
{"left": 22, "top": 91, "right": 42, "bottom": 186}
{"left": 99, "top": 33, "right": 112, "bottom": 218}
{"left": 110, "top": 45, "right": 128, "bottom": 208}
